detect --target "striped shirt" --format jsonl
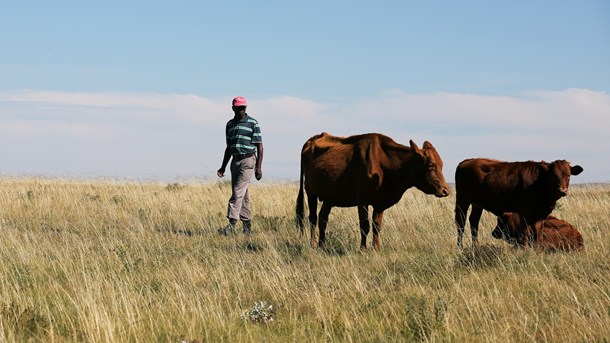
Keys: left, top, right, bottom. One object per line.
{"left": 225, "top": 114, "right": 262, "bottom": 156}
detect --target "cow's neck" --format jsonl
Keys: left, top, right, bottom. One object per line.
{"left": 523, "top": 180, "right": 560, "bottom": 220}
{"left": 368, "top": 146, "right": 421, "bottom": 210}
{"left": 384, "top": 146, "right": 420, "bottom": 190}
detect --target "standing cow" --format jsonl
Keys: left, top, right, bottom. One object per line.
{"left": 454, "top": 158, "right": 583, "bottom": 249}
{"left": 296, "top": 132, "right": 450, "bottom": 251}
{"left": 492, "top": 212, "right": 584, "bottom": 252}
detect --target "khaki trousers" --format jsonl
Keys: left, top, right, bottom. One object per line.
{"left": 227, "top": 155, "right": 255, "bottom": 221}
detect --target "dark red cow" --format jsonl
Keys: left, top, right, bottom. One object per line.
{"left": 493, "top": 212, "right": 584, "bottom": 252}
{"left": 455, "top": 158, "right": 583, "bottom": 249}
{"left": 296, "top": 132, "right": 450, "bottom": 251}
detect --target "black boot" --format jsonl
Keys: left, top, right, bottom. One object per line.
{"left": 242, "top": 220, "right": 252, "bottom": 236}
{"left": 218, "top": 219, "right": 237, "bottom": 236}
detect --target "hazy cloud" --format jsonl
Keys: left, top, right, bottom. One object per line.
{"left": 1, "top": 89, "right": 608, "bottom": 182}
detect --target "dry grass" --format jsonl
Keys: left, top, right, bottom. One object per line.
{"left": 0, "top": 178, "right": 609, "bottom": 342}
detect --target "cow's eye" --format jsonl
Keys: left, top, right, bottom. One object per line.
{"left": 427, "top": 165, "right": 435, "bottom": 171}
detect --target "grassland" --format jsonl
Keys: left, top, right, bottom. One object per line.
{"left": 0, "top": 178, "right": 609, "bottom": 342}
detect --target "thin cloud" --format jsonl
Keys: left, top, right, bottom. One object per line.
{"left": 341, "top": 88, "right": 610, "bottom": 135}
{"left": 0, "top": 89, "right": 608, "bottom": 181}
{"left": 0, "top": 90, "right": 227, "bottom": 126}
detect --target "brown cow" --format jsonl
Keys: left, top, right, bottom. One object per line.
{"left": 493, "top": 212, "right": 584, "bottom": 252}
{"left": 296, "top": 132, "right": 450, "bottom": 251}
{"left": 455, "top": 158, "right": 583, "bottom": 249}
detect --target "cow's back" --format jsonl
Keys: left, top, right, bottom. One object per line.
{"left": 538, "top": 217, "right": 584, "bottom": 252}
{"left": 455, "top": 158, "right": 512, "bottom": 215}
{"left": 301, "top": 132, "right": 386, "bottom": 206}
{"left": 301, "top": 132, "right": 358, "bottom": 183}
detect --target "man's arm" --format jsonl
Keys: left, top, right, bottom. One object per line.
{"left": 255, "top": 142, "right": 263, "bottom": 180}
{"left": 217, "top": 146, "right": 231, "bottom": 177}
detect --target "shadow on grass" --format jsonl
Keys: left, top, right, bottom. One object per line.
{"left": 244, "top": 241, "right": 264, "bottom": 252}
{"left": 168, "top": 227, "right": 199, "bottom": 237}
{"left": 455, "top": 244, "right": 507, "bottom": 269}
{"left": 319, "top": 234, "right": 350, "bottom": 257}
{"left": 1, "top": 302, "right": 49, "bottom": 340}
{"left": 282, "top": 240, "right": 306, "bottom": 258}
{"left": 257, "top": 215, "right": 292, "bottom": 232}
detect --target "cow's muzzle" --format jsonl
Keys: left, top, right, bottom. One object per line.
{"left": 436, "top": 187, "right": 450, "bottom": 198}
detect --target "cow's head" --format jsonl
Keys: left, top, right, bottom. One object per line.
{"left": 410, "top": 140, "right": 450, "bottom": 198}
{"left": 492, "top": 212, "right": 523, "bottom": 245}
{"left": 493, "top": 212, "right": 516, "bottom": 241}
{"left": 540, "top": 160, "right": 583, "bottom": 198}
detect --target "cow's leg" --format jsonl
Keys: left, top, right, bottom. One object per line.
{"left": 307, "top": 195, "right": 318, "bottom": 248}
{"left": 357, "top": 205, "right": 370, "bottom": 251}
{"left": 371, "top": 210, "right": 384, "bottom": 251}
{"left": 455, "top": 197, "right": 470, "bottom": 249}
{"left": 318, "top": 202, "right": 332, "bottom": 248}
{"left": 468, "top": 205, "right": 483, "bottom": 248}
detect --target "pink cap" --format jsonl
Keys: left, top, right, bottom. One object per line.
{"left": 232, "top": 96, "right": 247, "bottom": 107}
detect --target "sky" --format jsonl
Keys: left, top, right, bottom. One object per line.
{"left": 1, "top": 1, "right": 609, "bottom": 183}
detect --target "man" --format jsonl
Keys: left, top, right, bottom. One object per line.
{"left": 217, "top": 96, "right": 263, "bottom": 235}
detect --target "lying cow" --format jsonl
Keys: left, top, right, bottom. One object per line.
{"left": 296, "top": 132, "right": 450, "bottom": 251}
{"left": 493, "top": 212, "right": 584, "bottom": 252}
{"left": 455, "top": 158, "right": 583, "bottom": 249}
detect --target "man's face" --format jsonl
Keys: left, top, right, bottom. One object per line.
{"left": 232, "top": 106, "right": 246, "bottom": 116}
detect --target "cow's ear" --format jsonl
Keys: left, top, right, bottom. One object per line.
{"left": 422, "top": 141, "right": 434, "bottom": 150}
{"left": 571, "top": 165, "right": 583, "bottom": 175}
{"left": 409, "top": 140, "right": 421, "bottom": 153}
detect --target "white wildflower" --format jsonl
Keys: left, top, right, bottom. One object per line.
{"left": 242, "top": 301, "right": 276, "bottom": 324}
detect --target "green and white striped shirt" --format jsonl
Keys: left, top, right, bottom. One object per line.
{"left": 225, "top": 115, "right": 262, "bottom": 156}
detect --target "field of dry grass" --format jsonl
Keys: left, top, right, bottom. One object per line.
{"left": 0, "top": 178, "right": 609, "bottom": 342}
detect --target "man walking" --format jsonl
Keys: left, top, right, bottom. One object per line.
{"left": 217, "top": 96, "right": 263, "bottom": 235}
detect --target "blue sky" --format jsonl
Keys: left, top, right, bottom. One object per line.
{"left": 1, "top": 1, "right": 609, "bottom": 182}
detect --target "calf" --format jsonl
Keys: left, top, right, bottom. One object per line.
{"left": 493, "top": 212, "right": 584, "bottom": 252}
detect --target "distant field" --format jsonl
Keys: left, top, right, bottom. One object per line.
{"left": 1, "top": 178, "right": 609, "bottom": 342}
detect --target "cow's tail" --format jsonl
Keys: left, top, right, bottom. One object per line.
{"left": 296, "top": 158, "right": 306, "bottom": 234}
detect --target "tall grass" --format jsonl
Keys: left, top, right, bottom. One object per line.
{"left": 0, "top": 178, "right": 609, "bottom": 342}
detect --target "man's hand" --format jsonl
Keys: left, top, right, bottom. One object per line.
{"left": 255, "top": 167, "right": 262, "bottom": 180}
{"left": 217, "top": 168, "right": 225, "bottom": 178}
